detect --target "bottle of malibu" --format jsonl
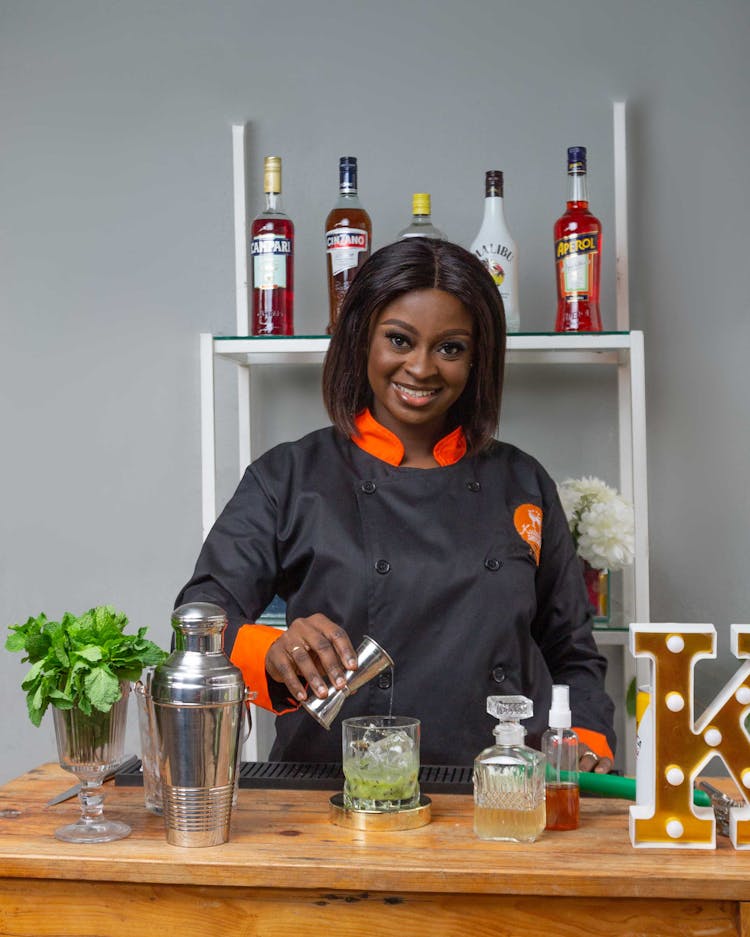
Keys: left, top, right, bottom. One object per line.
{"left": 251, "top": 156, "right": 294, "bottom": 335}
{"left": 470, "top": 170, "right": 520, "bottom": 332}
{"left": 554, "top": 146, "right": 602, "bottom": 332}
{"left": 325, "top": 156, "right": 372, "bottom": 333}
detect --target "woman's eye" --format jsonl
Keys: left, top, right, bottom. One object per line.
{"left": 386, "top": 332, "right": 410, "bottom": 349}
{"left": 439, "top": 341, "right": 467, "bottom": 357}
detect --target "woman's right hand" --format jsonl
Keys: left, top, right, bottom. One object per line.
{"left": 265, "top": 614, "right": 358, "bottom": 703}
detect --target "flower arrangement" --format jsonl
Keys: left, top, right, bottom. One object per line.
{"left": 557, "top": 476, "right": 635, "bottom": 572}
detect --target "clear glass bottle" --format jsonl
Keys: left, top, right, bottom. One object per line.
{"left": 325, "top": 156, "right": 372, "bottom": 334}
{"left": 473, "top": 695, "right": 546, "bottom": 842}
{"left": 470, "top": 170, "right": 520, "bottom": 332}
{"left": 250, "top": 155, "right": 295, "bottom": 335}
{"left": 542, "top": 684, "right": 580, "bottom": 831}
{"left": 554, "top": 146, "right": 602, "bottom": 332}
{"left": 397, "top": 193, "right": 445, "bottom": 240}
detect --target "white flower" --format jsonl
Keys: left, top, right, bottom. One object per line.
{"left": 557, "top": 476, "right": 635, "bottom": 571}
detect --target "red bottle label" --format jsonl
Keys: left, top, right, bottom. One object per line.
{"left": 555, "top": 231, "right": 599, "bottom": 298}
{"left": 325, "top": 227, "right": 369, "bottom": 276}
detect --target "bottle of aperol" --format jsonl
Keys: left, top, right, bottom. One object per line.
{"left": 554, "top": 146, "right": 602, "bottom": 332}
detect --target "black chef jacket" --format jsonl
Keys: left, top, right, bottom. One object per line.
{"left": 177, "top": 419, "right": 616, "bottom": 766}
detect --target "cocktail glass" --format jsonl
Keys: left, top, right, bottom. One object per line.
{"left": 52, "top": 681, "right": 131, "bottom": 843}
{"left": 342, "top": 715, "right": 420, "bottom": 812}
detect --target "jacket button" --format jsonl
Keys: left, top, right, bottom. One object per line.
{"left": 361, "top": 480, "right": 377, "bottom": 494}
{"left": 466, "top": 481, "right": 481, "bottom": 492}
{"left": 484, "top": 558, "right": 502, "bottom": 571}
{"left": 377, "top": 672, "right": 392, "bottom": 689}
{"left": 491, "top": 666, "right": 506, "bottom": 684}
{"left": 375, "top": 559, "right": 391, "bottom": 574}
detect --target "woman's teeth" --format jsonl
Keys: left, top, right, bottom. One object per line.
{"left": 393, "top": 382, "right": 438, "bottom": 399}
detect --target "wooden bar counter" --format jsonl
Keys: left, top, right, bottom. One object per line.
{"left": 0, "top": 763, "right": 748, "bottom": 936}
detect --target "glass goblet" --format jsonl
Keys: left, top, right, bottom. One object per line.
{"left": 52, "top": 682, "right": 131, "bottom": 843}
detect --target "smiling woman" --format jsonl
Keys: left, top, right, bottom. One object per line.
{"left": 177, "top": 238, "right": 616, "bottom": 771}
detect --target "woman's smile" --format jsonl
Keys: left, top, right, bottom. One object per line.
{"left": 392, "top": 381, "right": 442, "bottom": 404}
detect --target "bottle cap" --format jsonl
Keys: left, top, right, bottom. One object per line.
{"left": 263, "top": 155, "right": 282, "bottom": 194}
{"left": 548, "top": 683, "right": 572, "bottom": 729}
{"left": 412, "top": 192, "right": 431, "bottom": 216}
{"left": 487, "top": 696, "right": 532, "bottom": 745}
{"left": 567, "top": 146, "right": 587, "bottom": 174}
{"left": 339, "top": 156, "right": 358, "bottom": 194}
{"left": 487, "top": 695, "right": 533, "bottom": 721}
{"left": 485, "top": 170, "right": 504, "bottom": 197}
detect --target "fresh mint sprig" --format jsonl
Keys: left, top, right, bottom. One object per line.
{"left": 6, "top": 605, "right": 167, "bottom": 727}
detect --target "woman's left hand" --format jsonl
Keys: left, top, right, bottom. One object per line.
{"left": 578, "top": 746, "right": 614, "bottom": 774}
{"left": 578, "top": 748, "right": 613, "bottom": 774}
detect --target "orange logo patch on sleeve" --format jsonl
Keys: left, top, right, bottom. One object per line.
{"left": 513, "top": 503, "right": 542, "bottom": 565}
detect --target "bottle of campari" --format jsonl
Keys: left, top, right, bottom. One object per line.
{"left": 251, "top": 156, "right": 294, "bottom": 335}
{"left": 554, "top": 146, "right": 602, "bottom": 332}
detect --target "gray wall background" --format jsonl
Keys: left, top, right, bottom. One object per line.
{"left": 1, "top": 0, "right": 748, "bottom": 783}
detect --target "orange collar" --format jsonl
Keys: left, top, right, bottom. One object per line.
{"left": 351, "top": 409, "right": 467, "bottom": 467}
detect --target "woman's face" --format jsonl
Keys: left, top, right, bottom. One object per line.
{"left": 367, "top": 288, "right": 475, "bottom": 446}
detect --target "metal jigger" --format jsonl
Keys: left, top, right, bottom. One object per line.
{"left": 302, "top": 635, "right": 394, "bottom": 730}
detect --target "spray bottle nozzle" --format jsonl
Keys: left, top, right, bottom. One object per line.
{"left": 548, "top": 684, "right": 572, "bottom": 729}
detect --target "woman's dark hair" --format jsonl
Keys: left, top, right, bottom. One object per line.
{"left": 322, "top": 238, "right": 506, "bottom": 455}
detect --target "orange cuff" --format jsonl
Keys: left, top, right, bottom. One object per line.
{"left": 573, "top": 727, "right": 614, "bottom": 763}
{"left": 230, "top": 624, "right": 298, "bottom": 715}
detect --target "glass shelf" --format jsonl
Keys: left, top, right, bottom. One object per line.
{"left": 214, "top": 330, "right": 630, "bottom": 341}
{"left": 211, "top": 331, "right": 638, "bottom": 367}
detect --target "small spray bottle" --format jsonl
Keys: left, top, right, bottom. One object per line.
{"left": 473, "top": 695, "right": 546, "bottom": 843}
{"left": 542, "top": 684, "right": 580, "bottom": 830}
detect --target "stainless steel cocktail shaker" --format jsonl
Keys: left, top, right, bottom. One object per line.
{"left": 151, "top": 602, "right": 248, "bottom": 847}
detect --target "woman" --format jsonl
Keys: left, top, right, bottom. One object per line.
{"left": 177, "top": 238, "right": 615, "bottom": 771}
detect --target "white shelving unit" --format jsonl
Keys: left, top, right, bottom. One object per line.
{"left": 197, "top": 102, "right": 648, "bottom": 772}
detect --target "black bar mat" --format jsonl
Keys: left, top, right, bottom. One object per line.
{"left": 114, "top": 759, "right": 473, "bottom": 794}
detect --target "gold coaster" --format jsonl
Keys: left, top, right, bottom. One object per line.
{"left": 328, "top": 793, "right": 432, "bottom": 830}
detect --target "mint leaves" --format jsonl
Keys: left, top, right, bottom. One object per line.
{"left": 6, "top": 605, "right": 167, "bottom": 727}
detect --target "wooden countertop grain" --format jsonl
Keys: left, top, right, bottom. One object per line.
{"left": 0, "top": 763, "right": 747, "bottom": 902}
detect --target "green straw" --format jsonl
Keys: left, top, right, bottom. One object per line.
{"left": 560, "top": 771, "right": 712, "bottom": 806}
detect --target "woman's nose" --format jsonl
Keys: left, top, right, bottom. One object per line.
{"left": 404, "top": 346, "right": 435, "bottom": 378}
